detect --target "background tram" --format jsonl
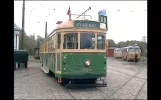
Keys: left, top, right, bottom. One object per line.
{"left": 122, "top": 46, "right": 141, "bottom": 61}
{"left": 114, "top": 48, "right": 122, "bottom": 59}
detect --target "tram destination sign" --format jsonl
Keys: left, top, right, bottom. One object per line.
{"left": 74, "top": 20, "right": 100, "bottom": 29}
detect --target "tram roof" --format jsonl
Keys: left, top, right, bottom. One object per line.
{"left": 122, "top": 46, "right": 140, "bottom": 49}
{"left": 41, "top": 19, "right": 107, "bottom": 44}
{"left": 56, "top": 19, "right": 107, "bottom": 30}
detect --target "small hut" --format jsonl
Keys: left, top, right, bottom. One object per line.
{"left": 106, "top": 47, "right": 116, "bottom": 57}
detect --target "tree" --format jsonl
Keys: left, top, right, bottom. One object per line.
{"left": 107, "top": 39, "right": 116, "bottom": 47}
{"left": 18, "top": 29, "right": 37, "bottom": 55}
{"left": 36, "top": 35, "right": 44, "bottom": 48}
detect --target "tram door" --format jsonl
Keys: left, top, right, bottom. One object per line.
{"left": 56, "top": 33, "right": 61, "bottom": 73}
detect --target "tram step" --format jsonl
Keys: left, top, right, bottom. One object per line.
{"left": 41, "top": 66, "right": 49, "bottom": 73}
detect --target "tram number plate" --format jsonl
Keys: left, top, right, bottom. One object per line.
{"left": 82, "top": 67, "right": 92, "bottom": 72}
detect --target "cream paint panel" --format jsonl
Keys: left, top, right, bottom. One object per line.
{"left": 55, "top": 34, "right": 58, "bottom": 72}
{"left": 95, "top": 33, "right": 97, "bottom": 50}
{"left": 78, "top": 32, "right": 80, "bottom": 49}
{"left": 60, "top": 32, "right": 64, "bottom": 72}
{"left": 62, "top": 49, "right": 106, "bottom": 52}
{"left": 56, "top": 28, "right": 107, "bottom": 33}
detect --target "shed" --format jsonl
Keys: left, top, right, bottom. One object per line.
{"left": 106, "top": 47, "right": 116, "bottom": 57}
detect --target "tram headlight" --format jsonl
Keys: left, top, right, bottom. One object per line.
{"left": 85, "top": 60, "right": 91, "bottom": 66}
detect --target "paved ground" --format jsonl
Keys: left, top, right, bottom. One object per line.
{"left": 14, "top": 57, "right": 147, "bottom": 99}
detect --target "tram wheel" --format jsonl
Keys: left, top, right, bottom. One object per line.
{"left": 48, "top": 70, "right": 53, "bottom": 77}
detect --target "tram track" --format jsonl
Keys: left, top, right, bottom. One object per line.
{"left": 46, "top": 72, "right": 75, "bottom": 99}
{"left": 14, "top": 71, "right": 41, "bottom": 79}
{"left": 14, "top": 60, "right": 147, "bottom": 99}
{"left": 134, "top": 80, "right": 147, "bottom": 99}
{"left": 56, "top": 82, "right": 75, "bottom": 99}
{"left": 95, "top": 66, "right": 147, "bottom": 99}
{"left": 108, "top": 68, "right": 147, "bottom": 81}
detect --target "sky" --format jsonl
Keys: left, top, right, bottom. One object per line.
{"left": 14, "top": 1, "right": 147, "bottom": 43}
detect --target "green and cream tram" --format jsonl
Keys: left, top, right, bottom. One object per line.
{"left": 40, "top": 12, "right": 108, "bottom": 86}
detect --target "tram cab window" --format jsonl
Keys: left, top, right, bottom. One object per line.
{"left": 97, "top": 34, "right": 105, "bottom": 49}
{"left": 123, "top": 48, "right": 127, "bottom": 52}
{"left": 80, "top": 32, "right": 95, "bottom": 49}
{"left": 57, "top": 34, "right": 61, "bottom": 49}
{"left": 134, "top": 48, "right": 141, "bottom": 52}
{"left": 117, "top": 49, "right": 121, "bottom": 52}
{"left": 64, "top": 33, "right": 78, "bottom": 49}
{"left": 128, "top": 48, "right": 135, "bottom": 52}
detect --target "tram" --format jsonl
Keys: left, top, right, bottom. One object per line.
{"left": 114, "top": 48, "right": 122, "bottom": 59}
{"left": 40, "top": 8, "right": 108, "bottom": 87}
{"left": 122, "top": 46, "right": 141, "bottom": 61}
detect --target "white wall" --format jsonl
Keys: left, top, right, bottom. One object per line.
{"left": 14, "top": 31, "right": 19, "bottom": 50}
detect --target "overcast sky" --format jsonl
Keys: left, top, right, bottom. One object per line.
{"left": 14, "top": 1, "right": 147, "bottom": 43}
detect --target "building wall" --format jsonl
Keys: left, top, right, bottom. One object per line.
{"left": 107, "top": 49, "right": 114, "bottom": 57}
{"left": 14, "top": 31, "right": 19, "bottom": 50}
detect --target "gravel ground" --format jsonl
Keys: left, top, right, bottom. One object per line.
{"left": 14, "top": 57, "right": 147, "bottom": 99}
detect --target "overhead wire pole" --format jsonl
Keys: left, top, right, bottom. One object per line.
{"left": 21, "top": 0, "right": 25, "bottom": 50}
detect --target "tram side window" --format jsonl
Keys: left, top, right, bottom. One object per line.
{"left": 48, "top": 41, "right": 50, "bottom": 52}
{"left": 97, "top": 34, "right": 105, "bottom": 49}
{"left": 58, "top": 34, "right": 61, "bottom": 49}
{"left": 134, "top": 48, "right": 141, "bottom": 52}
{"left": 64, "top": 33, "right": 78, "bottom": 49}
{"left": 80, "top": 32, "right": 95, "bottom": 49}
{"left": 124, "top": 49, "right": 127, "bottom": 52}
{"left": 128, "top": 48, "right": 135, "bottom": 52}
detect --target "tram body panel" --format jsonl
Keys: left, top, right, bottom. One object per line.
{"left": 60, "top": 52, "right": 106, "bottom": 79}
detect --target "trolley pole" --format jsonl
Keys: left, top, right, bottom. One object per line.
{"left": 45, "top": 21, "right": 47, "bottom": 38}
{"left": 21, "top": 0, "right": 25, "bottom": 50}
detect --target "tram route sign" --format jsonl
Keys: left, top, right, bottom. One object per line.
{"left": 74, "top": 20, "right": 100, "bottom": 29}
{"left": 98, "top": 15, "right": 107, "bottom": 29}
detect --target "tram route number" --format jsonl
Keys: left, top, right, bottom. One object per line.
{"left": 82, "top": 67, "right": 92, "bottom": 72}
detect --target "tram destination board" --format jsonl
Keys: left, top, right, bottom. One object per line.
{"left": 74, "top": 20, "right": 100, "bottom": 29}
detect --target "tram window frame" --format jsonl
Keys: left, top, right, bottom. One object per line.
{"left": 48, "top": 38, "right": 51, "bottom": 52}
{"left": 63, "top": 32, "right": 78, "bottom": 49}
{"left": 80, "top": 32, "right": 95, "bottom": 49}
{"left": 52, "top": 35, "right": 56, "bottom": 51}
{"left": 48, "top": 40, "right": 50, "bottom": 52}
{"left": 45, "top": 42, "right": 46, "bottom": 52}
{"left": 57, "top": 33, "right": 61, "bottom": 49}
{"left": 46, "top": 41, "right": 47, "bottom": 52}
{"left": 97, "top": 33, "right": 105, "bottom": 50}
